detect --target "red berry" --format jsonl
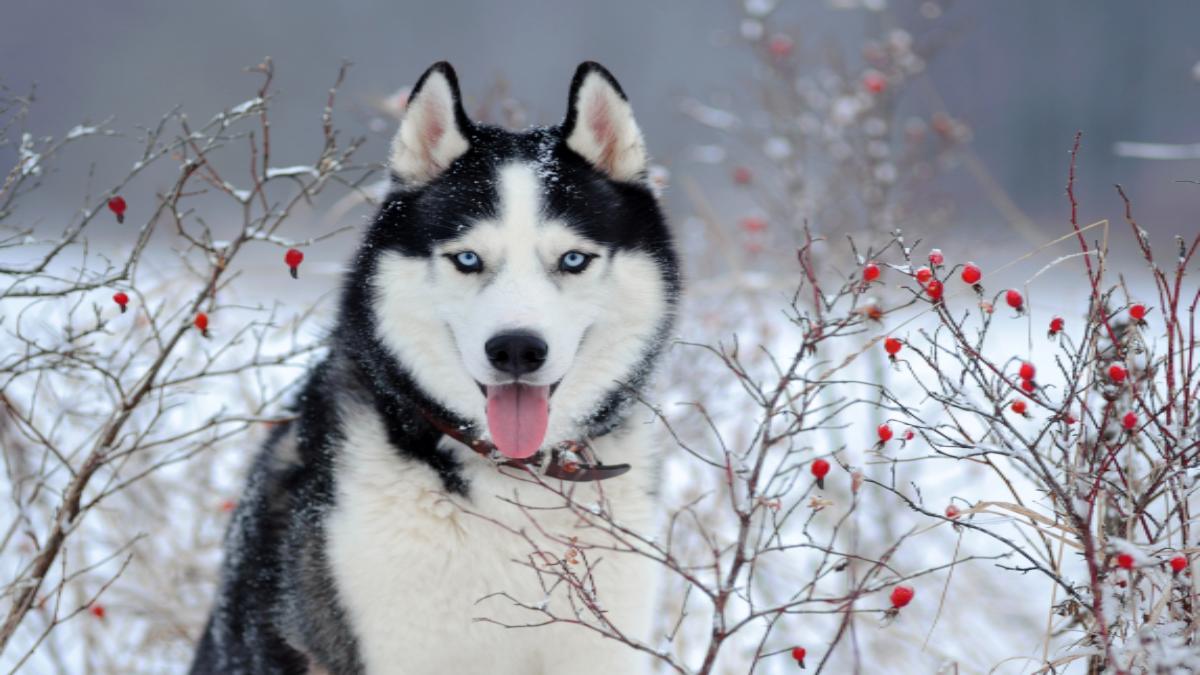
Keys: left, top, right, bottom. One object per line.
{"left": 1129, "top": 304, "right": 1146, "bottom": 321}
{"left": 877, "top": 424, "right": 893, "bottom": 443}
{"left": 1108, "top": 364, "right": 1127, "bottom": 383}
{"left": 112, "top": 291, "right": 129, "bottom": 313}
{"left": 1171, "top": 556, "right": 1188, "bottom": 573}
{"left": 194, "top": 312, "right": 209, "bottom": 337}
{"left": 791, "top": 646, "right": 807, "bottom": 664}
{"left": 945, "top": 504, "right": 960, "bottom": 519}
{"left": 285, "top": 248, "right": 305, "bottom": 279}
{"left": 928, "top": 249, "right": 944, "bottom": 267}
{"left": 904, "top": 429, "right": 915, "bottom": 441}
{"left": 961, "top": 262, "right": 982, "bottom": 285}
{"left": 1005, "top": 289, "right": 1024, "bottom": 310}
{"left": 732, "top": 166, "right": 753, "bottom": 185}
{"left": 1020, "top": 378, "right": 1035, "bottom": 394}
{"left": 90, "top": 604, "right": 106, "bottom": 619}
{"left": 1116, "top": 553, "right": 1135, "bottom": 570}
{"left": 1048, "top": 316, "right": 1064, "bottom": 338}
{"left": 862, "top": 71, "right": 887, "bottom": 94}
{"left": 739, "top": 216, "right": 767, "bottom": 233}
{"left": 1122, "top": 411, "right": 1137, "bottom": 430}
{"left": 220, "top": 499, "right": 237, "bottom": 512}
{"left": 107, "top": 196, "right": 127, "bottom": 223}
{"left": 890, "top": 584, "right": 914, "bottom": 609}
{"left": 925, "top": 279, "right": 944, "bottom": 301}
{"left": 1011, "top": 400, "right": 1028, "bottom": 415}
{"left": 1019, "top": 362, "right": 1035, "bottom": 381}
{"left": 915, "top": 267, "right": 933, "bottom": 284}
{"left": 811, "top": 458, "right": 831, "bottom": 480}
{"left": 1064, "top": 413, "right": 1077, "bottom": 424}
{"left": 884, "top": 337, "right": 902, "bottom": 356}
{"left": 863, "top": 262, "right": 881, "bottom": 283}
{"left": 767, "top": 34, "right": 794, "bottom": 58}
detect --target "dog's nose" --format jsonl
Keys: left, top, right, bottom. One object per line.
{"left": 485, "top": 331, "right": 548, "bottom": 376}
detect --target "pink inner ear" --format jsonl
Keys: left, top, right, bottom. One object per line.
{"left": 586, "top": 92, "right": 619, "bottom": 173}
{"left": 419, "top": 99, "right": 447, "bottom": 168}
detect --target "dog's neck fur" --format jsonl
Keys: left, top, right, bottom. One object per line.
{"left": 324, "top": 338, "right": 648, "bottom": 495}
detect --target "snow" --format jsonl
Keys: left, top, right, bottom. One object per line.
{"left": 228, "top": 97, "right": 264, "bottom": 116}
{"left": 65, "top": 124, "right": 98, "bottom": 139}
{"left": 17, "top": 133, "right": 42, "bottom": 176}
{"left": 265, "top": 165, "right": 318, "bottom": 179}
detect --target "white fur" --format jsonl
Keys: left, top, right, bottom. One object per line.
{"left": 372, "top": 163, "right": 668, "bottom": 446}
{"left": 325, "top": 405, "right": 661, "bottom": 674}
{"left": 565, "top": 72, "right": 647, "bottom": 182}
{"left": 389, "top": 69, "right": 470, "bottom": 184}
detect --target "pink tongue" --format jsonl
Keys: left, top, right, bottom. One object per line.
{"left": 485, "top": 384, "right": 550, "bottom": 459}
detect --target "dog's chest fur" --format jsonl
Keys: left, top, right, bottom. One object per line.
{"left": 323, "top": 407, "right": 659, "bottom": 674}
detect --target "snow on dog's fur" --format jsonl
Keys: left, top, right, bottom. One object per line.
{"left": 191, "top": 62, "right": 679, "bottom": 674}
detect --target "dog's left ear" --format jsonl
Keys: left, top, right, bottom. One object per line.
{"left": 390, "top": 62, "right": 472, "bottom": 185}
{"left": 562, "top": 62, "right": 647, "bottom": 182}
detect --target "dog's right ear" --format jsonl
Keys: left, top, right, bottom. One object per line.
{"left": 389, "top": 62, "right": 472, "bottom": 185}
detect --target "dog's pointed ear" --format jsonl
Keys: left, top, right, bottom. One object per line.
{"left": 389, "top": 62, "right": 472, "bottom": 184}
{"left": 562, "top": 62, "right": 647, "bottom": 182}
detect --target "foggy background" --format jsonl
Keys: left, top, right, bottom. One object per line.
{"left": 4, "top": 0, "right": 1199, "bottom": 252}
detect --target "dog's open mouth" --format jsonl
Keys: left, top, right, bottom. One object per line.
{"left": 482, "top": 383, "right": 557, "bottom": 459}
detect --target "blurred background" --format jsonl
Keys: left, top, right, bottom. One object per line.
{"left": 5, "top": 0, "right": 1200, "bottom": 253}
{"left": 3, "top": 1, "right": 1199, "bottom": 673}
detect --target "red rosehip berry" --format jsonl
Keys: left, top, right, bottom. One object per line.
{"left": 194, "top": 312, "right": 210, "bottom": 338}
{"left": 811, "top": 458, "right": 831, "bottom": 489}
{"left": 740, "top": 216, "right": 767, "bottom": 233}
{"left": 1020, "top": 378, "right": 1035, "bottom": 394}
{"left": 285, "top": 248, "right": 304, "bottom": 279}
{"left": 1170, "top": 555, "right": 1188, "bottom": 573}
{"left": 1116, "top": 553, "right": 1135, "bottom": 570}
{"left": 1011, "top": 400, "right": 1028, "bottom": 415}
{"left": 884, "top": 337, "right": 902, "bottom": 356}
{"left": 925, "top": 279, "right": 944, "bottom": 301}
{"left": 928, "top": 249, "right": 944, "bottom": 267}
{"left": 961, "top": 262, "right": 982, "bottom": 285}
{"left": 1064, "top": 413, "right": 1077, "bottom": 424}
{"left": 1005, "top": 289, "right": 1024, "bottom": 312}
{"left": 1108, "top": 364, "right": 1127, "bottom": 383}
{"left": 791, "top": 646, "right": 807, "bottom": 667}
{"left": 890, "top": 584, "right": 914, "bottom": 609}
{"left": 732, "top": 166, "right": 753, "bottom": 185}
{"left": 767, "top": 34, "right": 794, "bottom": 58}
{"left": 1019, "top": 362, "right": 1035, "bottom": 381}
{"left": 107, "top": 196, "right": 127, "bottom": 223}
{"left": 945, "top": 504, "right": 960, "bottom": 519}
{"left": 862, "top": 71, "right": 887, "bottom": 94}
{"left": 863, "top": 262, "right": 881, "bottom": 283}
{"left": 877, "top": 423, "right": 893, "bottom": 443}
{"left": 90, "top": 604, "right": 106, "bottom": 619}
{"left": 1122, "top": 411, "right": 1137, "bottom": 431}
{"left": 1048, "top": 316, "right": 1064, "bottom": 338}
{"left": 112, "top": 291, "right": 129, "bottom": 313}
{"left": 915, "top": 267, "right": 933, "bottom": 284}
{"left": 1129, "top": 304, "right": 1147, "bottom": 321}
{"left": 904, "top": 429, "right": 915, "bottom": 441}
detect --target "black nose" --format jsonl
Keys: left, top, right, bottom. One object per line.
{"left": 485, "top": 331, "right": 548, "bottom": 377}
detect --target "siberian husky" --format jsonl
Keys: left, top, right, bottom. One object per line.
{"left": 191, "top": 61, "right": 679, "bottom": 674}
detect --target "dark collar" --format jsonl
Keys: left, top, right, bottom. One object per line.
{"left": 417, "top": 406, "right": 631, "bottom": 482}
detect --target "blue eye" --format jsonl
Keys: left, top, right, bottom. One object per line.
{"left": 447, "top": 251, "right": 483, "bottom": 273}
{"left": 559, "top": 251, "right": 593, "bottom": 273}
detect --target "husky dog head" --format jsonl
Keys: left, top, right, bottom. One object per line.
{"left": 340, "top": 62, "right": 677, "bottom": 463}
